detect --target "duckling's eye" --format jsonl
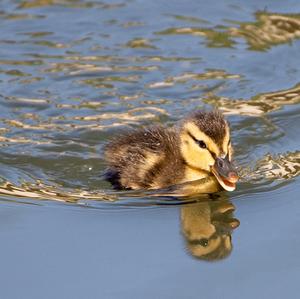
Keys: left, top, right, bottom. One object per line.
{"left": 199, "top": 238, "right": 209, "bottom": 247}
{"left": 187, "top": 132, "right": 207, "bottom": 149}
{"left": 197, "top": 140, "right": 207, "bottom": 149}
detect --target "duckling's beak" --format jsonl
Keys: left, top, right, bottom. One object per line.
{"left": 211, "top": 157, "right": 238, "bottom": 192}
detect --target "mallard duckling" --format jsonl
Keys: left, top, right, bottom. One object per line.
{"left": 104, "top": 110, "right": 238, "bottom": 195}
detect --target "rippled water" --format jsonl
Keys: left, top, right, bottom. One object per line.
{"left": 0, "top": 1, "right": 300, "bottom": 298}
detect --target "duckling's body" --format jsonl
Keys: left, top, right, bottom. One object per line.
{"left": 105, "top": 126, "right": 182, "bottom": 189}
{"left": 104, "top": 110, "right": 238, "bottom": 195}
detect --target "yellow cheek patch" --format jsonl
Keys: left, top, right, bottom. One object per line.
{"left": 180, "top": 131, "right": 215, "bottom": 172}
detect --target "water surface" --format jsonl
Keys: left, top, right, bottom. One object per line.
{"left": 0, "top": 0, "right": 300, "bottom": 298}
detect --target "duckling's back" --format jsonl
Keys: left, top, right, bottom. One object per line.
{"left": 104, "top": 126, "right": 184, "bottom": 190}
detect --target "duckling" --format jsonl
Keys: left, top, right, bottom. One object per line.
{"left": 104, "top": 110, "right": 238, "bottom": 195}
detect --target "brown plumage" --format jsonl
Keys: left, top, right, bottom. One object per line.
{"left": 104, "top": 110, "right": 238, "bottom": 195}
{"left": 104, "top": 126, "right": 184, "bottom": 189}
{"left": 184, "top": 110, "right": 227, "bottom": 148}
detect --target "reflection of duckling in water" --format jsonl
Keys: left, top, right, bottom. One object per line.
{"left": 104, "top": 110, "right": 238, "bottom": 195}
{"left": 181, "top": 199, "right": 239, "bottom": 261}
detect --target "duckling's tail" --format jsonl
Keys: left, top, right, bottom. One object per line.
{"left": 103, "top": 169, "right": 124, "bottom": 190}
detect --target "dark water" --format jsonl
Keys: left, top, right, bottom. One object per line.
{"left": 0, "top": 0, "right": 300, "bottom": 298}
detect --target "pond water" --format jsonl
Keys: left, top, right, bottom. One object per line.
{"left": 0, "top": 0, "right": 300, "bottom": 298}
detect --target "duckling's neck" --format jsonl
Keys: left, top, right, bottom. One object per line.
{"left": 183, "top": 165, "right": 209, "bottom": 182}
{"left": 181, "top": 165, "right": 221, "bottom": 193}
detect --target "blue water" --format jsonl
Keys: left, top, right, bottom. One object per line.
{"left": 0, "top": 0, "right": 300, "bottom": 298}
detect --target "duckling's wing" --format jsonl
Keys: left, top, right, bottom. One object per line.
{"left": 104, "top": 126, "right": 182, "bottom": 189}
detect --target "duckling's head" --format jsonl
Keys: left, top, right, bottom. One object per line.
{"left": 179, "top": 110, "right": 238, "bottom": 191}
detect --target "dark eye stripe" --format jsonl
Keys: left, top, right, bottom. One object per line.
{"left": 187, "top": 132, "right": 207, "bottom": 149}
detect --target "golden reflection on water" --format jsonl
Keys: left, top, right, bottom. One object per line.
{"left": 230, "top": 12, "right": 300, "bottom": 50}
{"left": 0, "top": 106, "right": 169, "bottom": 137}
{"left": 158, "top": 11, "right": 300, "bottom": 50}
{"left": 125, "top": 38, "right": 157, "bottom": 49}
{"left": 147, "top": 70, "right": 240, "bottom": 89}
{"left": 181, "top": 199, "right": 239, "bottom": 261}
{"left": 157, "top": 26, "right": 236, "bottom": 48}
{"left": 18, "top": 0, "right": 55, "bottom": 8}
{"left": 0, "top": 180, "right": 117, "bottom": 202}
{"left": 205, "top": 83, "right": 300, "bottom": 116}
{"left": 0, "top": 136, "right": 51, "bottom": 145}
{"left": 17, "top": 0, "right": 126, "bottom": 9}
{"left": 0, "top": 11, "right": 44, "bottom": 21}
{"left": 74, "top": 107, "right": 168, "bottom": 121}
{"left": 250, "top": 151, "right": 300, "bottom": 181}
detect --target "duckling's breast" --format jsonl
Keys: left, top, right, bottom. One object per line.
{"left": 183, "top": 167, "right": 208, "bottom": 183}
{"left": 180, "top": 167, "right": 222, "bottom": 194}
